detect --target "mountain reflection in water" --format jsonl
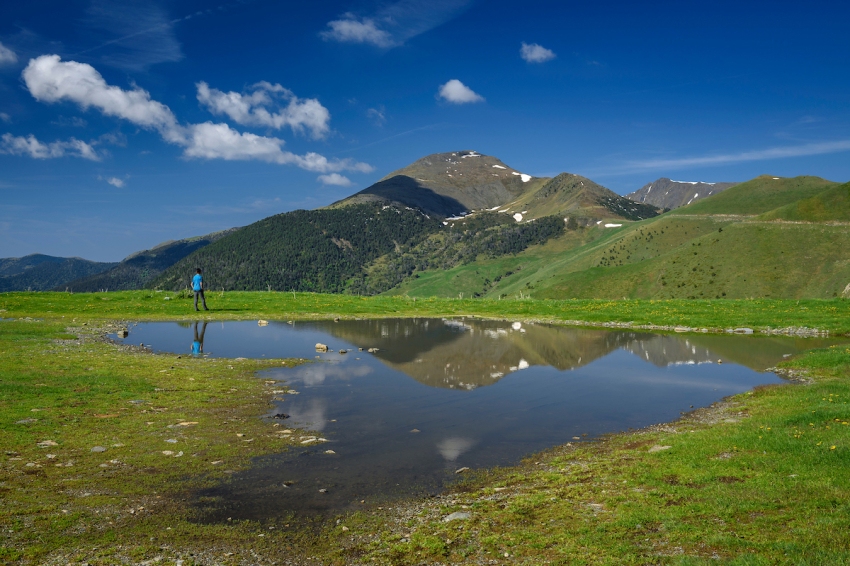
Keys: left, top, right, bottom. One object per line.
{"left": 112, "top": 319, "right": 843, "bottom": 520}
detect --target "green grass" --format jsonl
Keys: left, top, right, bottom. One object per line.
{"left": 3, "top": 290, "right": 850, "bottom": 333}
{"left": 759, "top": 182, "right": 850, "bottom": 222}
{"left": 676, "top": 175, "right": 837, "bottom": 216}
{"left": 1, "top": 293, "right": 850, "bottom": 564}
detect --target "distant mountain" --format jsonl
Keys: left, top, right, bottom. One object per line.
{"left": 0, "top": 254, "right": 116, "bottom": 292}
{"left": 626, "top": 178, "right": 738, "bottom": 210}
{"left": 331, "top": 150, "right": 540, "bottom": 216}
{"left": 62, "top": 229, "right": 238, "bottom": 292}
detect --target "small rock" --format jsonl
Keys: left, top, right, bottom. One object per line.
{"left": 358, "top": 348, "right": 363, "bottom": 352}
{"left": 162, "top": 450, "right": 174, "bottom": 456}
{"left": 37, "top": 440, "right": 58, "bottom": 448}
{"left": 16, "top": 418, "right": 38, "bottom": 424}
{"left": 272, "top": 413, "right": 290, "bottom": 419}
{"left": 258, "top": 320, "right": 269, "bottom": 326}
{"left": 410, "top": 428, "right": 420, "bottom": 433}
{"left": 315, "top": 343, "right": 328, "bottom": 352}
{"left": 648, "top": 445, "right": 672, "bottom": 453}
{"left": 324, "top": 450, "right": 336, "bottom": 454}
{"left": 319, "top": 488, "right": 328, "bottom": 493}
{"left": 91, "top": 446, "right": 107, "bottom": 453}
{"left": 165, "top": 439, "right": 177, "bottom": 444}
{"left": 367, "top": 347, "right": 379, "bottom": 353}
{"left": 211, "top": 460, "right": 223, "bottom": 465}
{"left": 442, "top": 512, "right": 470, "bottom": 522}
{"left": 338, "top": 349, "right": 347, "bottom": 354}
{"left": 341, "top": 526, "right": 349, "bottom": 532}
{"left": 455, "top": 467, "right": 470, "bottom": 474}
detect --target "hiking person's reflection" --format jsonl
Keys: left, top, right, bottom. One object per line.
{"left": 192, "top": 321, "right": 208, "bottom": 356}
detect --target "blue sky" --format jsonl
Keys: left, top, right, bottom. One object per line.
{"left": 1, "top": 0, "right": 848, "bottom": 261}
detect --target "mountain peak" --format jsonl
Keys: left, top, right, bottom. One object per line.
{"left": 626, "top": 178, "right": 738, "bottom": 210}
{"left": 333, "top": 151, "right": 540, "bottom": 216}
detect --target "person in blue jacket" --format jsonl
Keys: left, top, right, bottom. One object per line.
{"left": 192, "top": 268, "right": 209, "bottom": 311}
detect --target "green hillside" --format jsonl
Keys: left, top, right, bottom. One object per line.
{"left": 676, "top": 175, "right": 837, "bottom": 215}
{"left": 150, "top": 204, "right": 442, "bottom": 292}
{"left": 391, "top": 177, "right": 850, "bottom": 300}
{"left": 759, "top": 181, "right": 850, "bottom": 222}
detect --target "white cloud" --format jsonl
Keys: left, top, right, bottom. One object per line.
{"left": 21, "top": 55, "right": 373, "bottom": 174}
{"left": 438, "top": 79, "right": 484, "bottom": 104}
{"left": 626, "top": 140, "right": 850, "bottom": 172}
{"left": 0, "top": 133, "right": 101, "bottom": 160}
{"left": 320, "top": 15, "right": 395, "bottom": 47}
{"left": 520, "top": 42, "right": 556, "bottom": 63}
{"left": 318, "top": 173, "right": 352, "bottom": 186}
{"left": 321, "top": 0, "right": 473, "bottom": 48}
{"left": 23, "top": 55, "right": 185, "bottom": 144}
{"left": 0, "top": 113, "right": 10, "bottom": 123}
{"left": 184, "top": 122, "right": 372, "bottom": 173}
{"left": 100, "top": 176, "right": 125, "bottom": 188}
{"left": 196, "top": 81, "right": 330, "bottom": 139}
{"left": 0, "top": 42, "right": 17, "bottom": 66}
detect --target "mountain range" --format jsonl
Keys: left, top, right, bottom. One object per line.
{"left": 4, "top": 150, "right": 847, "bottom": 300}
{"left": 0, "top": 254, "right": 116, "bottom": 292}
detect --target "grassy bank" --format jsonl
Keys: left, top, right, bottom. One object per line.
{"left": 1, "top": 292, "right": 849, "bottom": 564}
{"left": 2, "top": 290, "right": 849, "bottom": 334}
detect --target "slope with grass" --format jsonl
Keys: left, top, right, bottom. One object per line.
{"left": 392, "top": 176, "right": 850, "bottom": 300}
{"left": 675, "top": 174, "right": 837, "bottom": 216}
{"left": 759, "top": 181, "right": 850, "bottom": 222}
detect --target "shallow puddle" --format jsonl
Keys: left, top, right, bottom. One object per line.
{"left": 113, "top": 319, "right": 840, "bottom": 520}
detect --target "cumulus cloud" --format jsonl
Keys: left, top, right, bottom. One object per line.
{"left": 318, "top": 173, "right": 352, "bottom": 186}
{"left": 23, "top": 54, "right": 185, "bottom": 143}
{"left": 196, "top": 81, "right": 330, "bottom": 139}
{"left": 183, "top": 122, "right": 372, "bottom": 173}
{"left": 438, "top": 79, "right": 484, "bottom": 104}
{"left": 320, "top": 15, "right": 394, "bottom": 47}
{"left": 520, "top": 42, "right": 556, "bottom": 63}
{"left": 321, "top": 0, "right": 473, "bottom": 48}
{"left": 0, "top": 133, "right": 101, "bottom": 160}
{"left": 20, "top": 55, "right": 373, "bottom": 173}
{"left": 0, "top": 42, "right": 17, "bottom": 66}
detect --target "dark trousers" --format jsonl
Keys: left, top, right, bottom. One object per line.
{"left": 194, "top": 290, "right": 208, "bottom": 310}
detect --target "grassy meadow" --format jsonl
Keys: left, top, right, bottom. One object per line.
{"left": 0, "top": 291, "right": 849, "bottom": 564}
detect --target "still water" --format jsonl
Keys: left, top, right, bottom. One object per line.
{"left": 113, "top": 318, "right": 834, "bottom": 520}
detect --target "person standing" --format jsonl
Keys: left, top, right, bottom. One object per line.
{"left": 192, "top": 268, "right": 209, "bottom": 311}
